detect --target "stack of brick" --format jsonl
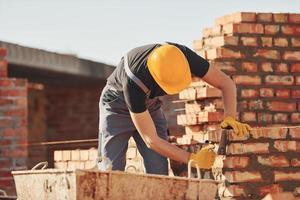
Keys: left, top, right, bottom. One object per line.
{"left": 0, "top": 48, "right": 28, "bottom": 195}
{"left": 176, "top": 79, "right": 223, "bottom": 144}
{"left": 53, "top": 141, "right": 146, "bottom": 173}
{"left": 193, "top": 12, "right": 300, "bottom": 127}
{"left": 54, "top": 148, "right": 98, "bottom": 170}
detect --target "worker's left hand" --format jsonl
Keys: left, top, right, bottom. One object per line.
{"left": 189, "top": 144, "right": 216, "bottom": 169}
{"left": 221, "top": 116, "right": 251, "bottom": 136}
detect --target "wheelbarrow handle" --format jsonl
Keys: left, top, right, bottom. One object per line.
{"left": 188, "top": 160, "right": 200, "bottom": 179}
{"left": 31, "top": 161, "right": 48, "bottom": 170}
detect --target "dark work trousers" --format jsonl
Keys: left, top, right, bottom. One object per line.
{"left": 97, "top": 85, "right": 168, "bottom": 175}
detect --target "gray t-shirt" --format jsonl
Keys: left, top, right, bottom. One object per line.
{"left": 106, "top": 42, "right": 210, "bottom": 113}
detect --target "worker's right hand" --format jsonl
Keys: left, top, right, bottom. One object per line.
{"left": 189, "top": 145, "right": 216, "bottom": 169}
{"left": 221, "top": 116, "right": 251, "bottom": 136}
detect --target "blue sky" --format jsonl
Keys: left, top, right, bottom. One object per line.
{"left": 0, "top": 0, "right": 299, "bottom": 65}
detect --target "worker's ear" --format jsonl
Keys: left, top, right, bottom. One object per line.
{"left": 129, "top": 110, "right": 159, "bottom": 147}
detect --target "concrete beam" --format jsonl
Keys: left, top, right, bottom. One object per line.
{"left": 0, "top": 41, "right": 115, "bottom": 79}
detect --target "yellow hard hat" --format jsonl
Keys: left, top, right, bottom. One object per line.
{"left": 147, "top": 44, "right": 192, "bottom": 94}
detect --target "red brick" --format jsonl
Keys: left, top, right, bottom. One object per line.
{"left": 240, "top": 37, "right": 258, "bottom": 46}
{"left": 291, "top": 113, "right": 300, "bottom": 123}
{"left": 274, "top": 38, "right": 288, "bottom": 47}
{"left": 275, "top": 89, "right": 290, "bottom": 98}
{"left": 283, "top": 51, "right": 300, "bottom": 61}
{"left": 254, "top": 49, "right": 280, "bottom": 60}
{"left": 297, "top": 76, "right": 300, "bottom": 85}
{"left": 265, "top": 25, "right": 280, "bottom": 34}
{"left": 223, "top": 156, "right": 250, "bottom": 168}
{"left": 273, "top": 13, "right": 288, "bottom": 23}
{"left": 291, "top": 37, "right": 300, "bottom": 47}
{"left": 289, "top": 127, "right": 300, "bottom": 139}
{"left": 228, "top": 143, "right": 269, "bottom": 155}
{"left": 0, "top": 60, "right": 7, "bottom": 71}
{"left": 292, "top": 90, "right": 300, "bottom": 98}
{"left": 242, "top": 62, "right": 257, "bottom": 72}
{"left": 289, "top": 13, "right": 300, "bottom": 23}
{"left": 260, "top": 88, "right": 274, "bottom": 97}
{"left": 258, "top": 113, "right": 273, "bottom": 123}
{"left": 219, "top": 48, "right": 244, "bottom": 59}
{"left": 237, "top": 23, "right": 264, "bottom": 34}
{"left": 291, "top": 158, "right": 300, "bottom": 167}
{"left": 211, "top": 61, "right": 237, "bottom": 72}
{"left": 0, "top": 71, "right": 8, "bottom": 77}
{"left": 225, "top": 171, "right": 262, "bottom": 183}
{"left": 274, "top": 171, "right": 300, "bottom": 182}
{"left": 248, "top": 100, "right": 264, "bottom": 110}
{"left": 259, "top": 184, "right": 283, "bottom": 197}
{"left": 241, "top": 89, "right": 259, "bottom": 98}
{"left": 265, "top": 75, "right": 294, "bottom": 85}
{"left": 267, "top": 101, "right": 296, "bottom": 111}
{"left": 233, "top": 75, "right": 261, "bottom": 85}
{"left": 291, "top": 63, "right": 300, "bottom": 72}
{"left": 251, "top": 127, "right": 288, "bottom": 139}
{"left": 257, "top": 13, "right": 273, "bottom": 22}
{"left": 2, "top": 147, "right": 28, "bottom": 157}
{"left": 0, "top": 48, "right": 7, "bottom": 57}
{"left": 215, "top": 12, "right": 256, "bottom": 25}
{"left": 257, "top": 155, "right": 289, "bottom": 167}
{"left": 241, "top": 112, "right": 256, "bottom": 122}
{"left": 274, "top": 63, "right": 289, "bottom": 73}
{"left": 0, "top": 118, "right": 13, "bottom": 128}
{"left": 0, "top": 170, "right": 12, "bottom": 178}
{"left": 261, "top": 37, "right": 273, "bottom": 47}
{"left": 274, "top": 141, "right": 300, "bottom": 152}
{"left": 0, "top": 89, "right": 27, "bottom": 97}
{"left": 261, "top": 62, "right": 273, "bottom": 72}
{"left": 0, "top": 179, "right": 14, "bottom": 187}
{"left": 4, "top": 108, "right": 27, "bottom": 117}
{"left": 273, "top": 113, "right": 288, "bottom": 123}
{"left": 281, "top": 25, "right": 300, "bottom": 35}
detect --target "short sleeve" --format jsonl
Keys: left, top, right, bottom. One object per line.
{"left": 169, "top": 42, "right": 210, "bottom": 78}
{"left": 123, "top": 77, "right": 147, "bottom": 113}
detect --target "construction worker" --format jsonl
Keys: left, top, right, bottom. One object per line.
{"left": 97, "top": 42, "right": 251, "bottom": 175}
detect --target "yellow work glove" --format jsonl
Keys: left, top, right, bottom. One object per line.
{"left": 221, "top": 116, "right": 251, "bottom": 136}
{"left": 189, "top": 145, "right": 216, "bottom": 169}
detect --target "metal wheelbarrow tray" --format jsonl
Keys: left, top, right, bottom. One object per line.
{"left": 12, "top": 169, "right": 220, "bottom": 200}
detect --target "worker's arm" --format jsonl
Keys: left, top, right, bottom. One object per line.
{"left": 130, "top": 110, "right": 190, "bottom": 164}
{"left": 201, "top": 65, "right": 237, "bottom": 118}
{"left": 201, "top": 65, "right": 251, "bottom": 135}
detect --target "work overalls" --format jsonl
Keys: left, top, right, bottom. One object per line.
{"left": 97, "top": 54, "right": 168, "bottom": 175}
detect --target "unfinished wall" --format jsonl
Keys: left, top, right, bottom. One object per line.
{"left": 173, "top": 12, "right": 300, "bottom": 199}
{"left": 0, "top": 48, "right": 28, "bottom": 195}
{"left": 192, "top": 12, "right": 300, "bottom": 127}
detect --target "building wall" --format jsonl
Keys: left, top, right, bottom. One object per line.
{"left": 0, "top": 48, "right": 28, "bottom": 195}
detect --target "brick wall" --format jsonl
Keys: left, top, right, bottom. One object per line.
{"left": 45, "top": 85, "right": 103, "bottom": 142}
{"left": 0, "top": 48, "right": 28, "bottom": 195}
{"left": 193, "top": 12, "right": 300, "bottom": 127}
{"left": 211, "top": 127, "right": 300, "bottom": 199}
{"left": 172, "top": 12, "right": 300, "bottom": 199}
